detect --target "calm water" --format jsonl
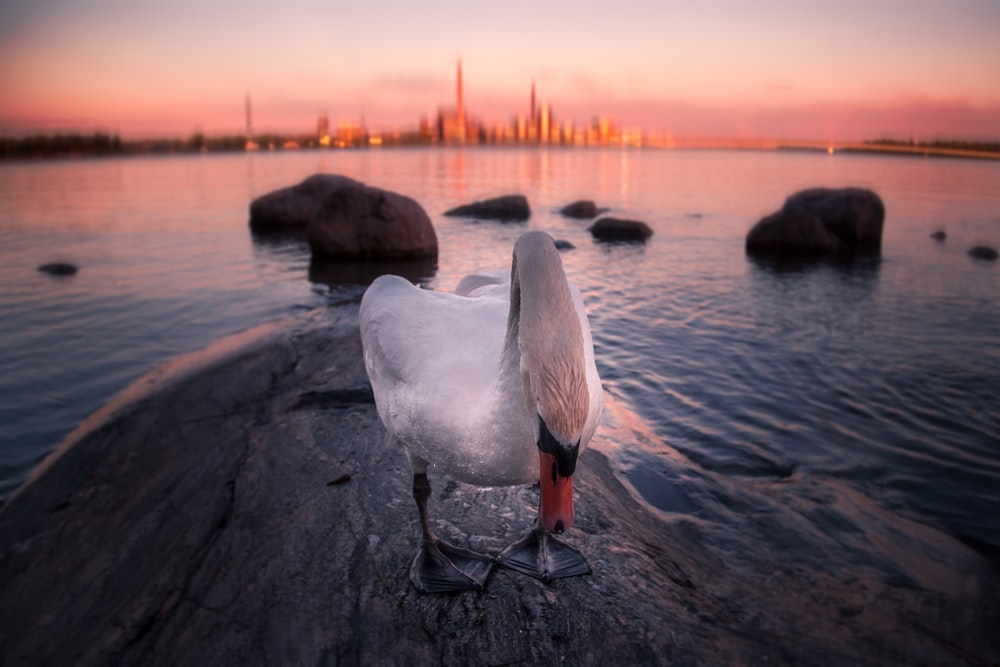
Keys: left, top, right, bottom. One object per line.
{"left": 1, "top": 148, "right": 998, "bottom": 564}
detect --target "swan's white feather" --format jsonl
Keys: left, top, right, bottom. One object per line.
{"left": 359, "top": 233, "right": 602, "bottom": 487}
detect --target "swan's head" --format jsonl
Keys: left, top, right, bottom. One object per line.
{"left": 528, "top": 330, "right": 588, "bottom": 535}
{"left": 535, "top": 414, "right": 582, "bottom": 533}
{"left": 512, "top": 231, "right": 589, "bottom": 534}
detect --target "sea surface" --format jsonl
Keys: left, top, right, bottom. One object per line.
{"left": 1, "top": 147, "right": 998, "bottom": 568}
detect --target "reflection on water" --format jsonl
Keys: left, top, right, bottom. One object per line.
{"left": 249, "top": 221, "right": 439, "bottom": 288}
{"left": 746, "top": 252, "right": 883, "bottom": 277}
{"left": 308, "top": 255, "right": 438, "bottom": 287}
{"left": 746, "top": 254, "right": 882, "bottom": 339}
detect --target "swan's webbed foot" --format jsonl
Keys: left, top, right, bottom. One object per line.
{"left": 410, "top": 539, "right": 495, "bottom": 593}
{"left": 497, "top": 527, "right": 591, "bottom": 583}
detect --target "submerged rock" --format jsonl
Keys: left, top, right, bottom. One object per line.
{"left": 589, "top": 217, "right": 653, "bottom": 242}
{"left": 37, "top": 262, "right": 78, "bottom": 277}
{"left": 444, "top": 195, "right": 530, "bottom": 222}
{"left": 249, "top": 173, "right": 361, "bottom": 233}
{"left": 968, "top": 245, "right": 998, "bottom": 261}
{"left": 559, "top": 200, "right": 599, "bottom": 219}
{"left": 746, "top": 187, "right": 885, "bottom": 256}
{"left": 307, "top": 183, "right": 438, "bottom": 260}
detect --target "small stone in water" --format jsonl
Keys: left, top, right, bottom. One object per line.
{"left": 968, "top": 245, "right": 998, "bottom": 261}
{"left": 38, "top": 262, "right": 78, "bottom": 276}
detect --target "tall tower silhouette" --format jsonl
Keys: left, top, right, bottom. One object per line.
{"left": 456, "top": 59, "right": 466, "bottom": 142}
{"left": 244, "top": 94, "right": 257, "bottom": 151}
{"left": 530, "top": 80, "right": 536, "bottom": 125}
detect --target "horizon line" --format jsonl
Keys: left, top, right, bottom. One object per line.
{"left": 3, "top": 131, "right": 999, "bottom": 162}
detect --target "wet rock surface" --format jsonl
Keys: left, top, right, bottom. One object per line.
{"left": 1, "top": 305, "right": 997, "bottom": 666}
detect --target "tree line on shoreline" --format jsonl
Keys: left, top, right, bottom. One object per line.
{"left": 864, "top": 137, "right": 1000, "bottom": 154}
{"left": 1, "top": 132, "right": 248, "bottom": 159}
{"left": 0, "top": 130, "right": 430, "bottom": 159}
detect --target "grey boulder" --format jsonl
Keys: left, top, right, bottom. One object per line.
{"left": 307, "top": 183, "right": 438, "bottom": 260}
{"left": 746, "top": 187, "right": 885, "bottom": 256}
{"left": 249, "top": 174, "right": 361, "bottom": 233}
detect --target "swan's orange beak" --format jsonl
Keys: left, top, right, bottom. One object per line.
{"left": 539, "top": 451, "right": 574, "bottom": 533}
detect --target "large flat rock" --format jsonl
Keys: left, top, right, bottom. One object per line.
{"left": 1, "top": 305, "right": 997, "bottom": 665}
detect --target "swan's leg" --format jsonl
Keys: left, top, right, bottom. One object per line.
{"left": 497, "top": 523, "right": 591, "bottom": 583}
{"left": 412, "top": 472, "right": 435, "bottom": 540}
{"left": 407, "top": 466, "right": 494, "bottom": 593}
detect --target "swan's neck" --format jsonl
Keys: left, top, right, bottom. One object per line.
{"left": 500, "top": 238, "right": 588, "bottom": 444}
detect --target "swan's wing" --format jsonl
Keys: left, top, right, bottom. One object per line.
{"left": 360, "top": 275, "right": 509, "bottom": 445}
{"left": 455, "top": 269, "right": 509, "bottom": 296}
{"left": 569, "top": 282, "right": 604, "bottom": 450}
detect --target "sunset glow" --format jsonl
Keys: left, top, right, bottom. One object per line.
{"left": 1, "top": 0, "right": 999, "bottom": 141}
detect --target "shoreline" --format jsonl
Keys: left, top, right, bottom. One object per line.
{"left": 1, "top": 304, "right": 998, "bottom": 664}
{"left": 4, "top": 138, "right": 999, "bottom": 163}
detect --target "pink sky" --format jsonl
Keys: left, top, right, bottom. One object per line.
{"left": 2, "top": 0, "right": 999, "bottom": 141}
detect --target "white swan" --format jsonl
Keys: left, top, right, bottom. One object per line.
{"left": 360, "top": 230, "right": 602, "bottom": 592}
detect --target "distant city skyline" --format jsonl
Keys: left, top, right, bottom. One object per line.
{"left": 307, "top": 59, "right": 635, "bottom": 148}
{"left": 2, "top": 0, "right": 999, "bottom": 141}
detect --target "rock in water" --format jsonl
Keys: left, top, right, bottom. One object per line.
{"left": 746, "top": 187, "right": 885, "bottom": 256}
{"left": 249, "top": 174, "right": 361, "bottom": 233}
{"left": 444, "top": 195, "right": 531, "bottom": 221}
{"left": 968, "top": 245, "right": 998, "bottom": 261}
{"left": 559, "top": 200, "right": 599, "bottom": 219}
{"left": 745, "top": 208, "right": 844, "bottom": 255}
{"left": 589, "top": 217, "right": 653, "bottom": 241}
{"left": 38, "top": 262, "right": 78, "bottom": 276}
{"left": 307, "top": 183, "right": 438, "bottom": 260}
